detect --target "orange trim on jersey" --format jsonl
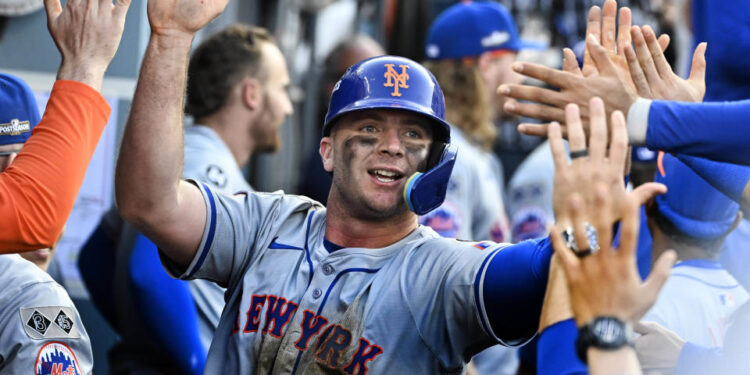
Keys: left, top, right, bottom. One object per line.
{"left": 0, "top": 80, "right": 110, "bottom": 252}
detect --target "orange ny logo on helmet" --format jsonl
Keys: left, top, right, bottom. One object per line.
{"left": 383, "top": 64, "right": 410, "bottom": 97}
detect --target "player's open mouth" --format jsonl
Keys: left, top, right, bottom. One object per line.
{"left": 368, "top": 169, "right": 404, "bottom": 183}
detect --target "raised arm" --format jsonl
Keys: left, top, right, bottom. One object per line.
{"left": 115, "top": 0, "right": 230, "bottom": 268}
{"left": 0, "top": 0, "right": 129, "bottom": 251}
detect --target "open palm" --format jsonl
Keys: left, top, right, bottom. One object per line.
{"left": 148, "top": 0, "right": 229, "bottom": 36}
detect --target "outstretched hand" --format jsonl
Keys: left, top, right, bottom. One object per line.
{"left": 547, "top": 97, "right": 675, "bottom": 326}
{"left": 45, "top": 0, "right": 131, "bottom": 90}
{"left": 147, "top": 0, "right": 230, "bottom": 38}
{"left": 625, "top": 25, "right": 706, "bottom": 103}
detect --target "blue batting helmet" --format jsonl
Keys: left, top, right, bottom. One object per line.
{"left": 323, "top": 55, "right": 456, "bottom": 215}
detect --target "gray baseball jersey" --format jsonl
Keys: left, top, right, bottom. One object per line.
{"left": 419, "top": 127, "right": 511, "bottom": 243}
{"left": 160, "top": 183, "right": 514, "bottom": 374}
{"left": 184, "top": 124, "right": 253, "bottom": 349}
{"left": 0, "top": 254, "right": 93, "bottom": 375}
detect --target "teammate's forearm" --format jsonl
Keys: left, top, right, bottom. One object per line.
{"left": 57, "top": 61, "right": 107, "bottom": 92}
{"left": 115, "top": 33, "right": 192, "bottom": 224}
{"left": 587, "top": 347, "right": 642, "bottom": 375}
{"left": 640, "top": 99, "right": 750, "bottom": 165}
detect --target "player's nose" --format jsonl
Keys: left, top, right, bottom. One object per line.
{"left": 378, "top": 128, "right": 404, "bottom": 157}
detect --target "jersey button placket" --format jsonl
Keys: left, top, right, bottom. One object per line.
{"left": 322, "top": 263, "right": 334, "bottom": 275}
{"left": 312, "top": 288, "right": 322, "bottom": 299}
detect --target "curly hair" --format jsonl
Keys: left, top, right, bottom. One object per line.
{"left": 185, "top": 25, "right": 273, "bottom": 119}
{"left": 422, "top": 60, "right": 496, "bottom": 151}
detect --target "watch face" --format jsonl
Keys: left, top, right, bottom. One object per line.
{"left": 593, "top": 318, "right": 625, "bottom": 344}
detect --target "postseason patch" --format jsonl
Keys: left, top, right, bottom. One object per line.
{"left": 35, "top": 342, "right": 82, "bottom": 375}
{"left": 0, "top": 118, "right": 31, "bottom": 136}
{"left": 20, "top": 307, "right": 80, "bottom": 339}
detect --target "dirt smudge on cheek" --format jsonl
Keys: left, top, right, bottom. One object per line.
{"left": 342, "top": 135, "right": 377, "bottom": 162}
{"left": 404, "top": 142, "right": 429, "bottom": 171}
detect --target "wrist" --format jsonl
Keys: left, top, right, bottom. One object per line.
{"left": 575, "top": 316, "right": 635, "bottom": 364}
{"left": 57, "top": 61, "right": 107, "bottom": 92}
{"left": 150, "top": 29, "right": 195, "bottom": 49}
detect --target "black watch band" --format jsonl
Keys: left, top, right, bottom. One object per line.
{"left": 575, "top": 316, "right": 634, "bottom": 364}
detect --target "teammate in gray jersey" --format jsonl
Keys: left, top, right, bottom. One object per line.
{"left": 115, "top": 1, "right": 662, "bottom": 373}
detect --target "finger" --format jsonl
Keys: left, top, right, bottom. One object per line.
{"left": 583, "top": 6, "right": 602, "bottom": 72}
{"left": 563, "top": 48, "right": 583, "bottom": 76}
{"left": 43, "top": 0, "right": 63, "bottom": 20}
{"left": 565, "top": 104, "right": 587, "bottom": 154}
{"left": 569, "top": 194, "right": 590, "bottom": 254}
{"left": 592, "top": 183, "right": 613, "bottom": 254}
{"left": 630, "top": 182, "right": 668, "bottom": 206}
{"left": 617, "top": 7, "right": 633, "bottom": 55}
{"left": 550, "top": 224, "right": 580, "bottom": 272}
{"left": 499, "top": 84, "right": 570, "bottom": 108}
{"left": 588, "top": 97, "right": 607, "bottom": 162}
{"left": 587, "top": 34, "right": 618, "bottom": 76}
{"left": 624, "top": 44, "right": 652, "bottom": 98}
{"left": 643, "top": 25, "right": 673, "bottom": 79}
{"left": 658, "top": 34, "right": 671, "bottom": 52}
{"left": 633, "top": 321, "right": 655, "bottom": 335}
{"left": 519, "top": 123, "right": 569, "bottom": 138}
{"left": 512, "top": 62, "right": 577, "bottom": 89}
{"left": 601, "top": 0, "right": 618, "bottom": 53}
{"left": 688, "top": 42, "right": 708, "bottom": 85}
{"left": 549, "top": 122, "right": 569, "bottom": 172}
{"left": 631, "top": 26, "right": 661, "bottom": 86}
{"left": 608, "top": 110, "right": 628, "bottom": 170}
{"left": 616, "top": 195, "right": 641, "bottom": 260}
{"left": 113, "top": 0, "right": 132, "bottom": 19}
{"left": 639, "top": 250, "right": 678, "bottom": 315}
{"left": 505, "top": 99, "right": 567, "bottom": 123}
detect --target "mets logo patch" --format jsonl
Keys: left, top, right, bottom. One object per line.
{"left": 383, "top": 64, "right": 409, "bottom": 97}
{"left": 35, "top": 342, "right": 82, "bottom": 375}
{"left": 420, "top": 203, "right": 462, "bottom": 238}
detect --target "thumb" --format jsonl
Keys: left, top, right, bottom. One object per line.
{"left": 43, "top": 0, "right": 63, "bottom": 23}
{"left": 630, "top": 182, "right": 668, "bottom": 206}
{"left": 637, "top": 250, "right": 677, "bottom": 319}
{"left": 688, "top": 42, "right": 707, "bottom": 84}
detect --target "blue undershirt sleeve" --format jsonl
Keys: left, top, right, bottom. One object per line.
{"left": 646, "top": 99, "right": 750, "bottom": 165}
{"left": 129, "top": 233, "right": 207, "bottom": 375}
{"left": 481, "top": 238, "right": 553, "bottom": 344}
{"left": 537, "top": 319, "right": 588, "bottom": 375}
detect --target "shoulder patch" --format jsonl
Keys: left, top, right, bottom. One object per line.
{"left": 205, "top": 164, "right": 227, "bottom": 188}
{"left": 20, "top": 307, "right": 81, "bottom": 340}
{"left": 35, "top": 342, "right": 82, "bottom": 375}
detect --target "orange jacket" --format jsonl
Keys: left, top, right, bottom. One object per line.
{"left": 0, "top": 80, "right": 110, "bottom": 252}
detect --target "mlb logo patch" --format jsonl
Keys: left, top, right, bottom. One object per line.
{"left": 719, "top": 293, "right": 736, "bottom": 307}
{"left": 35, "top": 342, "right": 82, "bottom": 375}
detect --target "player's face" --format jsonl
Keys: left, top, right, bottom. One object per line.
{"left": 253, "top": 43, "right": 293, "bottom": 153}
{"left": 322, "top": 110, "right": 433, "bottom": 219}
{"left": 480, "top": 50, "right": 520, "bottom": 117}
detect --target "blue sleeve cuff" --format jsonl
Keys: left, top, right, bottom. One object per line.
{"left": 537, "top": 319, "right": 588, "bottom": 375}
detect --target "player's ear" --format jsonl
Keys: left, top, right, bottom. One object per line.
{"left": 320, "top": 137, "right": 334, "bottom": 173}
{"left": 241, "top": 77, "right": 262, "bottom": 111}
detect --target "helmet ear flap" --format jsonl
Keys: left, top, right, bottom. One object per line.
{"left": 403, "top": 144, "right": 458, "bottom": 215}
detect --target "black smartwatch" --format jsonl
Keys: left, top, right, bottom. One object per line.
{"left": 575, "top": 316, "right": 634, "bottom": 364}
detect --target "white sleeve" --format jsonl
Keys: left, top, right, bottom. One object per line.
{"left": 627, "top": 98, "right": 653, "bottom": 145}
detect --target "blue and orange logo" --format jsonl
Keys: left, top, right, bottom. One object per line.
{"left": 35, "top": 342, "right": 81, "bottom": 375}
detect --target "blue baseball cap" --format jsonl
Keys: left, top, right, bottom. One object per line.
{"left": 0, "top": 73, "right": 40, "bottom": 146}
{"left": 425, "top": 1, "right": 545, "bottom": 60}
{"left": 654, "top": 153, "right": 739, "bottom": 240}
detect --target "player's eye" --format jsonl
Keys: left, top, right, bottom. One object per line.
{"left": 361, "top": 125, "right": 377, "bottom": 133}
{"left": 405, "top": 129, "right": 423, "bottom": 139}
